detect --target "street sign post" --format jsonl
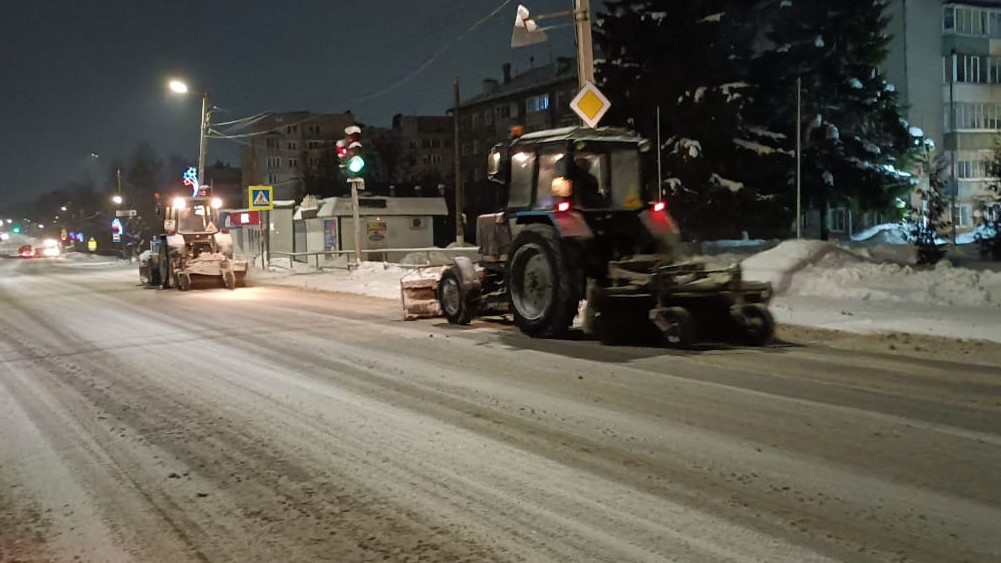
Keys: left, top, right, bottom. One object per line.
{"left": 570, "top": 81, "right": 611, "bottom": 128}
{"left": 115, "top": 209, "right": 137, "bottom": 217}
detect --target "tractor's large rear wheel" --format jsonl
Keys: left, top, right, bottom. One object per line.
{"left": 507, "top": 224, "right": 581, "bottom": 338}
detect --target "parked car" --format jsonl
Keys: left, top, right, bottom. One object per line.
{"left": 18, "top": 244, "right": 35, "bottom": 258}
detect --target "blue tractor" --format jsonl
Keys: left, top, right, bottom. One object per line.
{"left": 429, "top": 126, "right": 775, "bottom": 347}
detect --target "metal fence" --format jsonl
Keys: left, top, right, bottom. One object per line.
{"left": 266, "top": 246, "right": 479, "bottom": 271}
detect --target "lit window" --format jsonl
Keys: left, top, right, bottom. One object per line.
{"left": 527, "top": 94, "right": 550, "bottom": 113}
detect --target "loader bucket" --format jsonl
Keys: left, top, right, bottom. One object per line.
{"left": 400, "top": 265, "right": 449, "bottom": 320}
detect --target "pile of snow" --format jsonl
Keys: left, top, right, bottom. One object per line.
{"left": 742, "top": 240, "right": 1001, "bottom": 309}
{"left": 956, "top": 223, "right": 998, "bottom": 245}
{"left": 850, "top": 222, "right": 910, "bottom": 245}
{"left": 254, "top": 261, "right": 408, "bottom": 300}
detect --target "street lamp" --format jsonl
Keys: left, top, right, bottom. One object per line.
{"left": 112, "top": 195, "right": 123, "bottom": 205}
{"left": 168, "top": 79, "right": 210, "bottom": 186}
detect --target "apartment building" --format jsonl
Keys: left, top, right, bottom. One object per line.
{"left": 240, "top": 112, "right": 356, "bottom": 201}
{"left": 392, "top": 114, "right": 454, "bottom": 185}
{"left": 454, "top": 58, "right": 578, "bottom": 188}
{"left": 885, "top": 0, "right": 1001, "bottom": 229}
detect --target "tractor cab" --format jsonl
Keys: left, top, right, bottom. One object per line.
{"left": 165, "top": 195, "right": 223, "bottom": 235}
{"left": 487, "top": 126, "right": 654, "bottom": 213}
{"left": 483, "top": 126, "right": 678, "bottom": 265}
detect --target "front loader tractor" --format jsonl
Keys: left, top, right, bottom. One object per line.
{"left": 141, "top": 189, "right": 247, "bottom": 291}
{"left": 403, "top": 126, "right": 775, "bottom": 347}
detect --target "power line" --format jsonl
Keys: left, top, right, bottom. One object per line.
{"left": 351, "top": 0, "right": 514, "bottom": 102}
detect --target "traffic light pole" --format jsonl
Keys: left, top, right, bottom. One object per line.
{"left": 350, "top": 178, "right": 363, "bottom": 265}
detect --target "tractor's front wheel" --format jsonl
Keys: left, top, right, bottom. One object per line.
{"left": 506, "top": 224, "right": 581, "bottom": 338}
{"left": 438, "top": 266, "right": 476, "bottom": 325}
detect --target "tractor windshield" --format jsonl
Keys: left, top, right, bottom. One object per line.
{"left": 176, "top": 201, "right": 220, "bottom": 234}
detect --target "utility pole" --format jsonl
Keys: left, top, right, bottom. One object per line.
{"left": 573, "top": 0, "right": 595, "bottom": 89}
{"left": 656, "top": 106, "right": 663, "bottom": 200}
{"left": 453, "top": 75, "right": 465, "bottom": 244}
{"left": 950, "top": 49, "right": 958, "bottom": 244}
{"left": 198, "top": 92, "right": 209, "bottom": 186}
{"left": 796, "top": 77, "right": 802, "bottom": 240}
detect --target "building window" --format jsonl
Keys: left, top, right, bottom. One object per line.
{"left": 286, "top": 124, "right": 298, "bottom": 134}
{"left": 288, "top": 158, "right": 298, "bottom": 168}
{"left": 526, "top": 94, "right": 550, "bottom": 113}
{"left": 431, "top": 155, "right": 442, "bottom": 164}
{"left": 959, "top": 205, "right": 974, "bottom": 227}
{"left": 267, "top": 156, "right": 281, "bottom": 168}
{"left": 957, "top": 160, "right": 989, "bottom": 179}
{"left": 431, "top": 138, "right": 440, "bottom": 148}
{"left": 948, "top": 102, "right": 1001, "bottom": 130}
{"left": 288, "top": 142, "right": 297, "bottom": 150}
{"left": 947, "top": 6, "right": 988, "bottom": 36}
{"left": 827, "top": 209, "right": 847, "bottom": 232}
{"left": 422, "top": 138, "right": 431, "bottom": 148}
{"left": 266, "top": 138, "right": 279, "bottom": 149}
{"left": 267, "top": 173, "right": 278, "bottom": 184}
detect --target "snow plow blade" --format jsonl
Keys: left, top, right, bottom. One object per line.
{"left": 400, "top": 265, "right": 448, "bottom": 320}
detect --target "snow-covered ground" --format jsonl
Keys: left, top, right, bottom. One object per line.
{"left": 249, "top": 239, "right": 1001, "bottom": 343}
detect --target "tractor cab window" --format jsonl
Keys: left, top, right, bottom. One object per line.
{"left": 609, "top": 149, "right": 643, "bottom": 209}
{"left": 508, "top": 151, "right": 535, "bottom": 208}
{"left": 535, "top": 150, "right": 567, "bottom": 210}
{"left": 569, "top": 152, "right": 609, "bottom": 209}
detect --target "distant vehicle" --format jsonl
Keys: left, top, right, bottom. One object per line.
{"left": 37, "top": 239, "right": 61, "bottom": 258}
{"left": 18, "top": 244, "right": 35, "bottom": 258}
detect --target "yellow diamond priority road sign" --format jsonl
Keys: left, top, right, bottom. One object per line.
{"left": 570, "top": 82, "right": 611, "bottom": 128}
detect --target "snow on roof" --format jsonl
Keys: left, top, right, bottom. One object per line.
{"left": 315, "top": 196, "right": 448, "bottom": 218}
{"left": 515, "top": 126, "right": 644, "bottom": 146}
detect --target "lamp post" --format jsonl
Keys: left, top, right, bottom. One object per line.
{"left": 169, "top": 79, "right": 210, "bottom": 186}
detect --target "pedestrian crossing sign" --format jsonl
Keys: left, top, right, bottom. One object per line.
{"left": 248, "top": 185, "right": 274, "bottom": 211}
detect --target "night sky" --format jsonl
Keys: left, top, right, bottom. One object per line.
{"left": 1, "top": 0, "right": 583, "bottom": 204}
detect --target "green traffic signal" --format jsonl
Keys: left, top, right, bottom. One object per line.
{"left": 12, "top": 226, "right": 20, "bottom": 233}
{"left": 347, "top": 155, "right": 365, "bottom": 174}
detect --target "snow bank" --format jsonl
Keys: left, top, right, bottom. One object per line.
{"left": 742, "top": 240, "right": 1001, "bottom": 309}
{"left": 252, "top": 261, "right": 407, "bottom": 300}
{"left": 741, "top": 240, "right": 864, "bottom": 292}
{"left": 850, "top": 222, "right": 909, "bottom": 245}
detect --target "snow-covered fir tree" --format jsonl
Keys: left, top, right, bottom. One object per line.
{"left": 752, "top": 0, "right": 915, "bottom": 240}
{"left": 594, "top": 0, "right": 792, "bottom": 240}
{"left": 903, "top": 141, "right": 950, "bottom": 264}
{"left": 594, "top": 0, "right": 917, "bottom": 241}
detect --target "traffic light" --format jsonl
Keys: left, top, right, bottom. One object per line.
{"left": 337, "top": 125, "right": 365, "bottom": 177}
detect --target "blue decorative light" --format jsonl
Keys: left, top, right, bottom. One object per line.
{"left": 182, "top": 167, "right": 200, "bottom": 196}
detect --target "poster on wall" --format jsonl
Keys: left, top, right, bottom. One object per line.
{"left": 367, "top": 220, "right": 387, "bottom": 242}
{"left": 324, "top": 218, "right": 338, "bottom": 250}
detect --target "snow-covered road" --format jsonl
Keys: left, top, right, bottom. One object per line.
{"left": 2, "top": 257, "right": 1000, "bottom": 562}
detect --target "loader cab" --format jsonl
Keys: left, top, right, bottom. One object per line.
{"left": 487, "top": 126, "right": 653, "bottom": 214}
{"left": 164, "top": 195, "right": 223, "bottom": 235}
